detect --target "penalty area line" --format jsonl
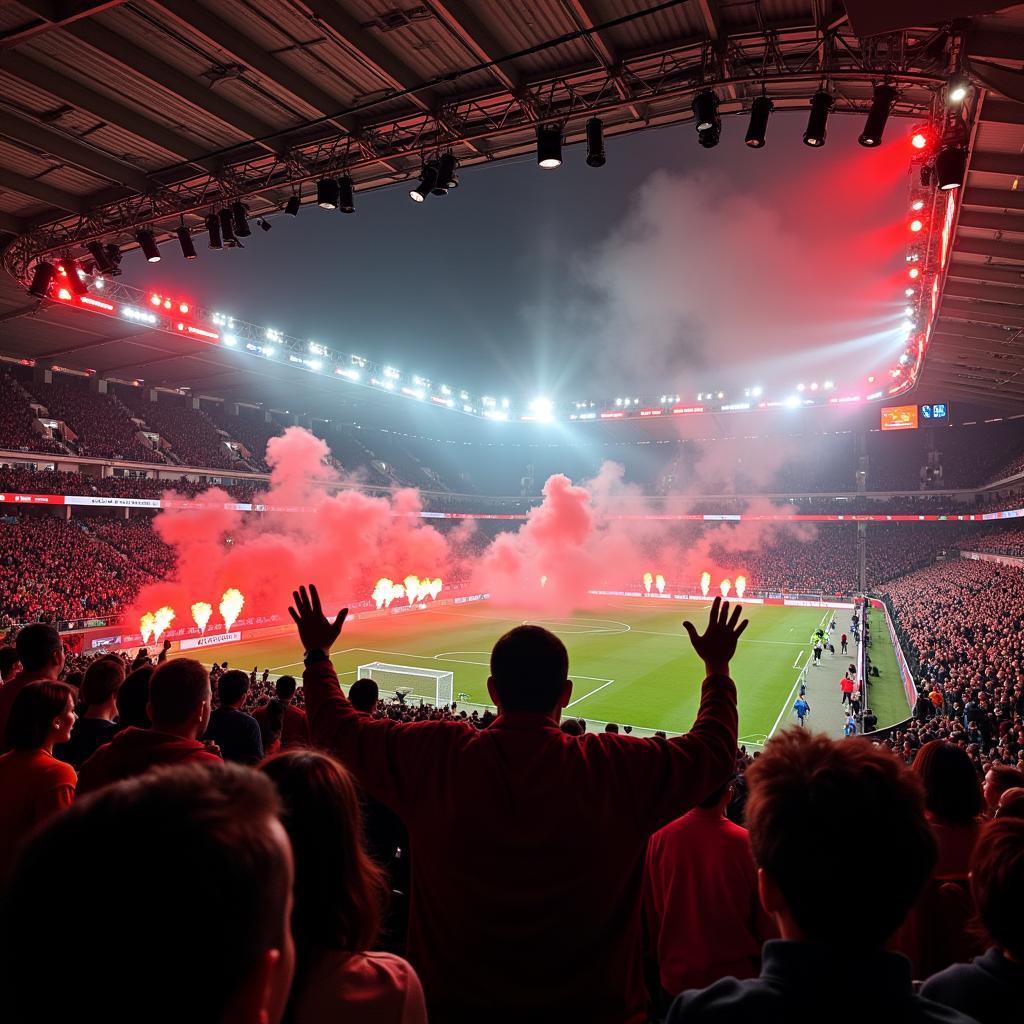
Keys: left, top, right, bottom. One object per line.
{"left": 565, "top": 677, "right": 616, "bottom": 709}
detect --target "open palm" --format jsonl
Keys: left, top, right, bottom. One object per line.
{"left": 289, "top": 584, "right": 348, "bottom": 651}
{"left": 683, "top": 596, "right": 748, "bottom": 674}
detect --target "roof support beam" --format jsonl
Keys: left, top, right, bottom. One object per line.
{"left": 0, "top": 0, "right": 128, "bottom": 48}
{"left": 947, "top": 262, "right": 1024, "bottom": 287}
{"left": 0, "top": 109, "right": 148, "bottom": 192}
{"left": 941, "top": 299, "right": 1024, "bottom": 328}
{"left": 0, "top": 52, "right": 222, "bottom": 174}
{"left": 59, "top": 15, "right": 286, "bottom": 154}
{"left": 0, "top": 167, "right": 84, "bottom": 213}
{"left": 937, "top": 319, "right": 1024, "bottom": 345}
{"left": 954, "top": 237, "right": 1024, "bottom": 262}
{"left": 957, "top": 208, "right": 1024, "bottom": 234}
{"left": 425, "top": 0, "right": 520, "bottom": 93}
{"left": 945, "top": 279, "right": 1024, "bottom": 305}
{"left": 962, "top": 187, "right": 1024, "bottom": 212}
{"left": 969, "top": 151, "right": 1024, "bottom": 176}
{"left": 981, "top": 98, "right": 1024, "bottom": 126}
{"left": 153, "top": 0, "right": 357, "bottom": 131}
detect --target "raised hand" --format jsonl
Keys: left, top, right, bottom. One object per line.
{"left": 683, "top": 596, "right": 748, "bottom": 676}
{"left": 289, "top": 584, "right": 348, "bottom": 652}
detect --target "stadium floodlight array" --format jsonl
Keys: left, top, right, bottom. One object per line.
{"left": 357, "top": 662, "right": 454, "bottom": 708}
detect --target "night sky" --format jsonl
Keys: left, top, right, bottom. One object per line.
{"left": 136, "top": 110, "right": 910, "bottom": 406}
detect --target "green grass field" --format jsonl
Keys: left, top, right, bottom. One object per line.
{"left": 197, "top": 600, "right": 844, "bottom": 744}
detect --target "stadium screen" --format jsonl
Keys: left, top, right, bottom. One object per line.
{"left": 920, "top": 403, "right": 948, "bottom": 421}
{"left": 880, "top": 405, "right": 919, "bottom": 431}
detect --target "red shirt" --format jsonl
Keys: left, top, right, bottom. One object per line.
{"left": 303, "top": 659, "right": 737, "bottom": 1023}
{"left": 0, "top": 748, "right": 76, "bottom": 883}
{"left": 644, "top": 807, "right": 777, "bottom": 994}
{"left": 76, "top": 726, "right": 221, "bottom": 795}
{"left": 841, "top": 677, "right": 855, "bottom": 694}
{"left": 254, "top": 702, "right": 311, "bottom": 750}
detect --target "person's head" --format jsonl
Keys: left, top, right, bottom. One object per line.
{"left": 274, "top": 675, "right": 297, "bottom": 703}
{"left": 970, "top": 817, "right": 1024, "bottom": 961}
{"left": 0, "top": 763, "right": 294, "bottom": 1024}
{"left": 4, "top": 681, "right": 76, "bottom": 751}
{"left": 560, "top": 717, "right": 583, "bottom": 736}
{"left": 81, "top": 657, "right": 126, "bottom": 710}
{"left": 912, "top": 740, "right": 984, "bottom": 825}
{"left": 14, "top": 624, "right": 63, "bottom": 677}
{"left": 996, "top": 786, "right": 1024, "bottom": 819}
{"left": 488, "top": 625, "right": 570, "bottom": 715}
{"left": 147, "top": 659, "right": 211, "bottom": 737}
{"left": 746, "top": 729, "right": 935, "bottom": 950}
{"left": 983, "top": 765, "right": 1024, "bottom": 814}
{"left": 116, "top": 667, "right": 152, "bottom": 729}
{"left": 0, "top": 645, "right": 21, "bottom": 682}
{"left": 698, "top": 779, "right": 733, "bottom": 812}
{"left": 348, "top": 677, "right": 379, "bottom": 714}
{"left": 218, "top": 669, "right": 250, "bottom": 709}
{"left": 260, "top": 751, "right": 385, "bottom": 960}
{"left": 604, "top": 722, "right": 620, "bottom": 734}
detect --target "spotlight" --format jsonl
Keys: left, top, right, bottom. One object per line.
{"left": 65, "top": 258, "right": 89, "bottom": 295}
{"left": 285, "top": 195, "right": 301, "bottom": 217}
{"left": 231, "top": 201, "right": 251, "bottom": 237}
{"left": 745, "top": 95, "right": 773, "bottom": 148}
{"left": 908, "top": 266, "right": 920, "bottom": 280}
{"left": 256, "top": 217, "right": 272, "bottom": 232}
{"left": 317, "top": 177, "right": 339, "bottom": 210}
{"left": 692, "top": 90, "right": 719, "bottom": 132}
{"left": 27, "top": 261, "right": 55, "bottom": 298}
{"left": 86, "top": 241, "right": 116, "bottom": 274}
{"left": 911, "top": 198, "right": 925, "bottom": 211}
{"left": 136, "top": 229, "right": 161, "bottom": 262}
{"left": 803, "top": 90, "right": 833, "bottom": 147}
{"left": 948, "top": 75, "right": 969, "bottom": 104}
{"left": 206, "top": 213, "right": 223, "bottom": 250}
{"left": 337, "top": 174, "right": 355, "bottom": 213}
{"left": 858, "top": 84, "right": 897, "bottom": 147}
{"left": 432, "top": 153, "right": 458, "bottom": 196}
{"left": 936, "top": 144, "right": 966, "bottom": 190}
{"left": 585, "top": 117, "right": 606, "bottom": 166}
{"left": 910, "top": 219, "right": 923, "bottom": 232}
{"left": 905, "top": 287, "right": 915, "bottom": 297}
{"left": 911, "top": 130, "right": 929, "bottom": 150}
{"left": 103, "top": 244, "right": 123, "bottom": 276}
{"left": 176, "top": 226, "right": 197, "bottom": 260}
{"left": 410, "top": 161, "right": 439, "bottom": 202}
{"left": 536, "top": 124, "right": 562, "bottom": 168}
{"left": 697, "top": 124, "right": 720, "bottom": 148}
{"left": 218, "top": 208, "right": 238, "bottom": 247}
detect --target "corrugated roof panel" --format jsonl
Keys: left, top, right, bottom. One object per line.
{"left": 479, "top": 0, "right": 594, "bottom": 76}
{"left": 973, "top": 120, "right": 1024, "bottom": 155}
{"left": 592, "top": 0, "right": 713, "bottom": 53}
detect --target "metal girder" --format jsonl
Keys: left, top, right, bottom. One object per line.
{"left": 947, "top": 262, "right": 1024, "bottom": 287}
{"left": 969, "top": 151, "right": 1024, "bottom": 176}
{"left": 60, "top": 16, "right": 287, "bottom": 154}
{"left": 937, "top": 318, "right": 1024, "bottom": 344}
{"left": 559, "top": 0, "right": 646, "bottom": 121}
{"left": 34, "top": 329, "right": 153, "bottom": 360}
{"left": 0, "top": 0, "right": 128, "bottom": 48}
{"left": 953, "top": 237, "right": 1024, "bottom": 262}
{"left": 0, "top": 109, "right": 149, "bottom": 192}
{"left": 924, "top": 377, "right": 1024, "bottom": 405}
{"left": 153, "top": 0, "right": 356, "bottom": 130}
{"left": 944, "top": 279, "right": 1024, "bottom": 305}
{"left": 981, "top": 98, "right": 1024, "bottom": 127}
{"left": 933, "top": 331, "right": 1024, "bottom": 354}
{"left": 931, "top": 344, "right": 1023, "bottom": 370}
{"left": 941, "top": 299, "right": 1024, "bottom": 328}
{"left": 963, "top": 187, "right": 1024, "bottom": 212}
{"left": 0, "top": 51, "right": 222, "bottom": 173}
{"left": 957, "top": 209, "right": 1024, "bottom": 234}
{"left": 0, "top": 167, "right": 84, "bottom": 212}
{"left": 425, "top": 0, "right": 520, "bottom": 93}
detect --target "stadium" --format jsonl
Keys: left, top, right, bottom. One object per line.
{"left": 0, "top": 1, "right": 1023, "bottom": 1022}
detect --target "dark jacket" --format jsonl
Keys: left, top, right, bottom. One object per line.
{"left": 921, "top": 947, "right": 1024, "bottom": 1024}
{"left": 203, "top": 706, "right": 263, "bottom": 765}
{"left": 54, "top": 717, "right": 119, "bottom": 769}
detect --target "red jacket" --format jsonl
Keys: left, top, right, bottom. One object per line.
{"left": 644, "top": 807, "right": 777, "bottom": 995}
{"left": 76, "top": 727, "right": 221, "bottom": 795}
{"left": 303, "top": 659, "right": 738, "bottom": 1023}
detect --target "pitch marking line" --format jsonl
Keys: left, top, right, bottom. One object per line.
{"left": 566, "top": 678, "right": 617, "bottom": 708}
{"left": 266, "top": 647, "right": 357, "bottom": 673}
{"left": 768, "top": 609, "right": 829, "bottom": 738}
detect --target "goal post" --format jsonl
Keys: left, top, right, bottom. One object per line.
{"left": 355, "top": 661, "right": 454, "bottom": 707}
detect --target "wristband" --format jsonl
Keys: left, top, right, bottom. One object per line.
{"left": 303, "top": 648, "right": 330, "bottom": 666}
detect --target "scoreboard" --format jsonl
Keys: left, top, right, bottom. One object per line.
{"left": 880, "top": 403, "right": 948, "bottom": 431}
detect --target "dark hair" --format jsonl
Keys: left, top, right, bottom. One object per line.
{"left": 490, "top": 625, "right": 568, "bottom": 713}
{"left": 217, "top": 669, "right": 250, "bottom": 707}
{"left": 560, "top": 718, "right": 583, "bottom": 736}
{"left": 746, "top": 729, "right": 936, "bottom": 948}
{"left": 0, "top": 762, "right": 289, "bottom": 1024}
{"left": 116, "top": 667, "right": 152, "bottom": 729}
{"left": 4, "top": 682, "right": 75, "bottom": 750}
{"left": 259, "top": 699, "right": 286, "bottom": 751}
{"left": 912, "top": 740, "right": 984, "bottom": 825}
{"left": 261, "top": 751, "right": 385, "bottom": 959}
{"left": 986, "top": 765, "right": 1024, "bottom": 802}
{"left": 971, "top": 818, "right": 1024, "bottom": 960}
{"left": 14, "top": 624, "right": 61, "bottom": 672}
{"left": 0, "top": 646, "right": 19, "bottom": 680}
{"left": 698, "top": 779, "right": 733, "bottom": 810}
{"left": 996, "top": 787, "right": 1024, "bottom": 819}
{"left": 81, "top": 658, "right": 125, "bottom": 707}
{"left": 348, "top": 677, "right": 379, "bottom": 713}
{"left": 275, "top": 674, "right": 297, "bottom": 701}
{"left": 604, "top": 722, "right": 620, "bottom": 734}
{"left": 148, "top": 659, "right": 209, "bottom": 728}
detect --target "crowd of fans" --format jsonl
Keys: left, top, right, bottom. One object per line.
{"left": 0, "top": 594, "right": 1020, "bottom": 1023}
{"left": 0, "top": 373, "right": 65, "bottom": 454}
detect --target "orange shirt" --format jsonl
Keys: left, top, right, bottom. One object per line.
{"left": 0, "top": 747, "right": 77, "bottom": 883}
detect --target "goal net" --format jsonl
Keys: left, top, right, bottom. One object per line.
{"left": 355, "top": 662, "right": 454, "bottom": 707}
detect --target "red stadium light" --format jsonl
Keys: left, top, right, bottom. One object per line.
{"left": 179, "top": 302, "right": 189, "bottom": 314}
{"left": 911, "top": 131, "right": 928, "bottom": 150}
{"left": 909, "top": 219, "right": 923, "bottom": 232}
{"left": 57, "top": 287, "right": 72, "bottom": 300}
{"left": 908, "top": 267, "right": 920, "bottom": 280}
{"left": 150, "top": 293, "right": 161, "bottom": 306}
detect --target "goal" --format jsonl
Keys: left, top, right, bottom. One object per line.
{"left": 356, "top": 662, "right": 455, "bottom": 707}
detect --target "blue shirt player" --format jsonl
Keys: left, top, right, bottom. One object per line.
{"left": 794, "top": 697, "right": 810, "bottom": 727}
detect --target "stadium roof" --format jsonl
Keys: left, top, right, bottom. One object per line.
{"left": 0, "top": 1, "right": 1022, "bottom": 409}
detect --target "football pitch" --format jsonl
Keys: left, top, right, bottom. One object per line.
{"left": 191, "top": 600, "right": 881, "bottom": 743}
